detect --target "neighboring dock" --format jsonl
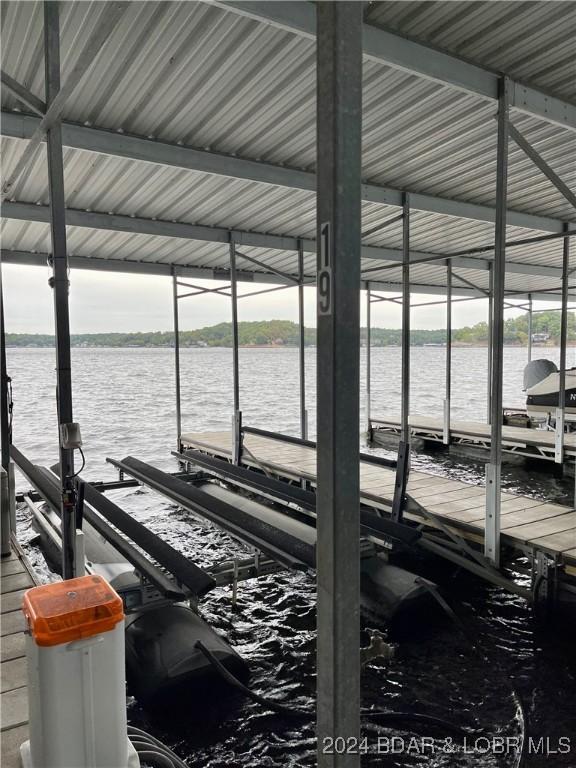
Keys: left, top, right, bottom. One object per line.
{"left": 370, "top": 414, "right": 576, "bottom": 467}
{"left": 1, "top": 542, "right": 38, "bottom": 768}
{"left": 180, "top": 430, "right": 576, "bottom": 586}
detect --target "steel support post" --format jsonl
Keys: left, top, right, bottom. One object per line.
{"left": 443, "top": 264, "right": 452, "bottom": 445}
{"left": 487, "top": 262, "right": 494, "bottom": 423}
{"left": 316, "top": 4, "right": 362, "bottom": 765}
{"left": 485, "top": 77, "right": 510, "bottom": 567}
{"left": 0, "top": 265, "right": 9, "bottom": 475}
{"left": 556, "top": 225, "right": 570, "bottom": 464}
{"left": 298, "top": 241, "right": 308, "bottom": 440}
{"left": 366, "top": 282, "right": 371, "bottom": 437}
{"left": 527, "top": 294, "right": 533, "bottom": 362}
{"left": 44, "top": 1, "right": 77, "bottom": 579}
{"left": 1, "top": 264, "right": 13, "bottom": 556}
{"left": 401, "top": 193, "right": 411, "bottom": 445}
{"left": 172, "top": 269, "right": 182, "bottom": 452}
{"left": 229, "top": 240, "right": 241, "bottom": 463}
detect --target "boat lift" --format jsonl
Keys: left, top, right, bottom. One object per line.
{"left": 10, "top": 424, "right": 442, "bottom": 703}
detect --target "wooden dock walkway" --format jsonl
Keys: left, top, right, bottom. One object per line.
{"left": 1, "top": 543, "right": 38, "bottom": 768}
{"left": 370, "top": 414, "right": 576, "bottom": 464}
{"left": 180, "top": 430, "right": 576, "bottom": 579}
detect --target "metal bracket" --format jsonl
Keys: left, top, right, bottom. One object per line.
{"left": 391, "top": 440, "right": 409, "bottom": 523}
{"left": 532, "top": 550, "right": 559, "bottom": 609}
{"left": 232, "top": 410, "right": 243, "bottom": 465}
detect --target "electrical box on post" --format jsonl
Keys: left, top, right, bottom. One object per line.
{"left": 59, "top": 422, "right": 83, "bottom": 449}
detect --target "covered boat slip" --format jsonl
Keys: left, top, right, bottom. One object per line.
{"left": 370, "top": 414, "right": 576, "bottom": 464}
{"left": 0, "top": 543, "right": 38, "bottom": 768}
{"left": 1, "top": 1, "right": 576, "bottom": 762}
{"left": 179, "top": 429, "right": 576, "bottom": 578}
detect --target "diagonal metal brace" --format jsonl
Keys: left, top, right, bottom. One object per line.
{"left": 508, "top": 122, "right": 576, "bottom": 212}
{"left": 408, "top": 494, "right": 502, "bottom": 577}
{"left": 1, "top": 71, "right": 46, "bottom": 116}
{"left": 2, "top": 1, "right": 130, "bottom": 200}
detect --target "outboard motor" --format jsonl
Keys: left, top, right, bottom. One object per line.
{"left": 523, "top": 359, "right": 576, "bottom": 419}
{"left": 523, "top": 359, "right": 557, "bottom": 391}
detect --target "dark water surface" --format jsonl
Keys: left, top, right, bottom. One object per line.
{"left": 7, "top": 346, "right": 576, "bottom": 767}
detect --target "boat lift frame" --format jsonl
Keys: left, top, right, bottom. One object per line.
{"left": 171, "top": 240, "right": 311, "bottom": 463}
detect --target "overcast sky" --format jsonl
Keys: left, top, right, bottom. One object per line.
{"left": 2, "top": 263, "right": 561, "bottom": 335}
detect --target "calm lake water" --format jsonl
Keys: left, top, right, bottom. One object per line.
{"left": 6, "top": 346, "right": 576, "bottom": 767}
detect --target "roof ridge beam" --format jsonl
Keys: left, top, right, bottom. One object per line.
{"left": 2, "top": 200, "right": 564, "bottom": 279}
{"left": 213, "top": 1, "right": 576, "bottom": 133}
{"left": 2, "top": 111, "right": 570, "bottom": 233}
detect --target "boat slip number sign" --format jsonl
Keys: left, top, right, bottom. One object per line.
{"left": 318, "top": 222, "right": 332, "bottom": 316}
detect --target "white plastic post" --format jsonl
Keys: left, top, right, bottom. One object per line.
{"left": 20, "top": 575, "right": 139, "bottom": 768}
{"left": 75, "top": 529, "right": 87, "bottom": 577}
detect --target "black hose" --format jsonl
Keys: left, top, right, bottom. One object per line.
{"left": 194, "top": 640, "right": 469, "bottom": 737}
{"left": 194, "top": 640, "right": 311, "bottom": 717}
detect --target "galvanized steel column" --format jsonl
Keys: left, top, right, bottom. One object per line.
{"left": 401, "top": 193, "right": 411, "bottom": 444}
{"left": 527, "top": 294, "right": 533, "bottom": 362}
{"left": 443, "top": 264, "right": 452, "bottom": 445}
{"left": 316, "top": 3, "right": 362, "bottom": 764}
{"left": 0, "top": 265, "right": 9, "bottom": 474}
{"left": 298, "top": 240, "right": 307, "bottom": 440}
{"left": 487, "top": 262, "right": 493, "bottom": 423}
{"left": 485, "top": 77, "right": 510, "bottom": 566}
{"left": 366, "top": 282, "right": 371, "bottom": 436}
{"left": 1, "top": 264, "right": 12, "bottom": 556}
{"left": 229, "top": 240, "right": 241, "bottom": 463}
{"left": 172, "top": 269, "right": 182, "bottom": 450}
{"left": 45, "top": 1, "right": 76, "bottom": 579}
{"left": 556, "top": 225, "right": 570, "bottom": 463}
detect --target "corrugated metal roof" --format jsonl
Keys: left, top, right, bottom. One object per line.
{"left": 1, "top": 1, "right": 574, "bottom": 296}
{"left": 2, "top": 2, "right": 574, "bottom": 215}
{"left": 365, "top": 1, "right": 576, "bottom": 101}
{"left": 1, "top": 133, "right": 570, "bottom": 272}
{"left": 4, "top": 212, "right": 571, "bottom": 301}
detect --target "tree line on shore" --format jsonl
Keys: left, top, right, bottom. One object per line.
{"left": 6, "top": 311, "right": 575, "bottom": 348}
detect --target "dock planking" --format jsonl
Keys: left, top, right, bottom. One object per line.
{"left": 1, "top": 544, "right": 37, "bottom": 768}
{"left": 180, "top": 430, "right": 576, "bottom": 575}
{"left": 370, "top": 414, "right": 576, "bottom": 462}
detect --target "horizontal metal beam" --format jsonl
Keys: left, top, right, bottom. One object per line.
{"left": 0, "top": 248, "right": 476, "bottom": 299}
{"left": 2, "top": 201, "right": 565, "bottom": 280}
{"left": 0, "top": 248, "right": 293, "bottom": 284}
{"left": 1, "top": 248, "right": 565, "bottom": 302}
{"left": 2, "top": 111, "right": 570, "bottom": 233}
{"left": 3, "top": 199, "right": 314, "bottom": 252}
{"left": 215, "top": 2, "right": 576, "bottom": 133}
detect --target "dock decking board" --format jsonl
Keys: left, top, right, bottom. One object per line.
{"left": 180, "top": 430, "right": 576, "bottom": 573}
{"left": 371, "top": 414, "right": 576, "bottom": 461}
{"left": 1, "top": 544, "right": 38, "bottom": 768}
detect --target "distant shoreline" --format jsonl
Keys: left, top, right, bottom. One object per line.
{"left": 8, "top": 342, "right": 574, "bottom": 350}
{"left": 6, "top": 312, "right": 574, "bottom": 349}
